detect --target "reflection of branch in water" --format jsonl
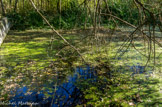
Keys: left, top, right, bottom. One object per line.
{"left": 63, "top": 87, "right": 82, "bottom": 107}
{"left": 59, "top": 85, "right": 71, "bottom": 96}
{"left": 71, "top": 88, "right": 82, "bottom": 106}
{"left": 50, "top": 77, "right": 58, "bottom": 106}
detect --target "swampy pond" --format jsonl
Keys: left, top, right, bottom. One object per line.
{"left": 0, "top": 28, "right": 162, "bottom": 106}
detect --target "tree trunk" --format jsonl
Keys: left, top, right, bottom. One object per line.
{"left": 94, "top": 0, "right": 100, "bottom": 36}
{"left": 84, "top": 0, "right": 87, "bottom": 29}
{"left": 23, "top": 0, "right": 24, "bottom": 9}
{"left": 14, "top": 0, "right": 18, "bottom": 12}
{"left": 9, "top": 0, "right": 12, "bottom": 9}
{"left": 98, "top": 0, "right": 101, "bottom": 29}
{"left": 41, "top": 0, "right": 43, "bottom": 9}
{"left": 59, "top": 0, "right": 61, "bottom": 29}
{"left": 0, "top": 0, "right": 5, "bottom": 15}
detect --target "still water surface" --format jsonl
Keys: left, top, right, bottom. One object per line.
{"left": 9, "top": 64, "right": 153, "bottom": 107}
{"left": 10, "top": 66, "right": 96, "bottom": 107}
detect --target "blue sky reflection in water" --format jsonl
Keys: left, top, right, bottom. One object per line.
{"left": 10, "top": 66, "right": 96, "bottom": 107}
{"left": 9, "top": 63, "right": 154, "bottom": 107}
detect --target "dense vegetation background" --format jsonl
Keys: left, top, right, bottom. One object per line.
{"left": 0, "top": 0, "right": 161, "bottom": 30}
{"left": 0, "top": 0, "right": 161, "bottom": 106}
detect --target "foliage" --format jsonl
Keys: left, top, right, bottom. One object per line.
{"left": 1, "top": 0, "right": 160, "bottom": 30}
{"left": 6, "top": 11, "right": 44, "bottom": 30}
{"left": 5, "top": 0, "right": 88, "bottom": 30}
{"left": 0, "top": 0, "right": 161, "bottom": 106}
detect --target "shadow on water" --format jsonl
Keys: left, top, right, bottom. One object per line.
{"left": 9, "top": 66, "right": 96, "bottom": 107}
{"left": 7, "top": 64, "right": 161, "bottom": 107}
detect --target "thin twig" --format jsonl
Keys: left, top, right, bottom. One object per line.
{"left": 29, "top": 0, "right": 87, "bottom": 63}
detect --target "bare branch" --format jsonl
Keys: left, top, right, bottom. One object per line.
{"left": 29, "top": 0, "right": 86, "bottom": 63}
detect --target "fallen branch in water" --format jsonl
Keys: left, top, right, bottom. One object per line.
{"left": 29, "top": 0, "right": 86, "bottom": 63}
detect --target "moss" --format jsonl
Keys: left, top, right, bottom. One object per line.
{"left": 0, "top": 28, "right": 161, "bottom": 106}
